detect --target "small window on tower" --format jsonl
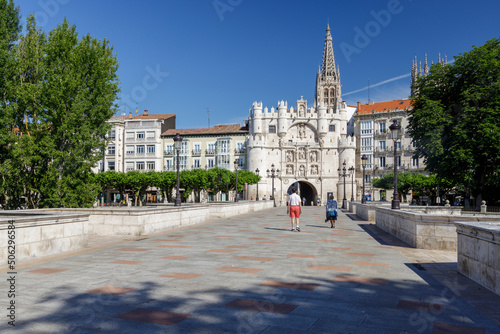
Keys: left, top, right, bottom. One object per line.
{"left": 329, "top": 125, "right": 335, "bottom": 132}
{"left": 269, "top": 125, "right": 276, "bottom": 133}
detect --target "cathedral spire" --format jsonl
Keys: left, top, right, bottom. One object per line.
{"left": 321, "top": 24, "right": 337, "bottom": 79}
{"left": 315, "top": 25, "right": 341, "bottom": 110}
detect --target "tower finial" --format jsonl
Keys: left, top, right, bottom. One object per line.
{"left": 424, "top": 53, "right": 429, "bottom": 76}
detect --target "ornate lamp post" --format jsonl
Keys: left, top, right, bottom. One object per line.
{"left": 361, "top": 154, "right": 368, "bottom": 204}
{"left": 337, "top": 161, "right": 348, "bottom": 209}
{"left": 255, "top": 168, "right": 260, "bottom": 201}
{"left": 348, "top": 166, "right": 355, "bottom": 202}
{"left": 267, "top": 164, "right": 280, "bottom": 207}
{"left": 234, "top": 159, "right": 239, "bottom": 202}
{"left": 389, "top": 119, "right": 401, "bottom": 210}
{"left": 173, "top": 133, "right": 183, "bottom": 206}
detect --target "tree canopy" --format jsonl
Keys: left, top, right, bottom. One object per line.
{"left": 409, "top": 37, "right": 500, "bottom": 208}
{"left": 0, "top": 3, "right": 120, "bottom": 209}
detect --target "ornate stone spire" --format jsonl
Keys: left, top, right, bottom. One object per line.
{"left": 315, "top": 25, "right": 341, "bottom": 110}
{"left": 321, "top": 24, "right": 337, "bottom": 79}
{"left": 424, "top": 53, "right": 429, "bottom": 76}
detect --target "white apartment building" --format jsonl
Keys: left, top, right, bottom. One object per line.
{"left": 353, "top": 99, "right": 427, "bottom": 202}
{"left": 98, "top": 110, "right": 176, "bottom": 173}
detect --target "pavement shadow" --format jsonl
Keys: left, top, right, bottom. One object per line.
{"left": 357, "top": 223, "right": 412, "bottom": 248}
{"left": 344, "top": 213, "right": 365, "bottom": 221}
{"left": 405, "top": 262, "right": 500, "bottom": 328}
{"left": 7, "top": 271, "right": 500, "bottom": 333}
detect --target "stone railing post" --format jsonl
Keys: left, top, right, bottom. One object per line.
{"left": 481, "top": 200, "right": 487, "bottom": 213}
{"left": 444, "top": 200, "right": 450, "bottom": 207}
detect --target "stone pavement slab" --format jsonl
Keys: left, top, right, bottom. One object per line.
{"left": 1, "top": 206, "right": 500, "bottom": 333}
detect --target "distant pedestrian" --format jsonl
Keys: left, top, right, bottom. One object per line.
{"left": 317, "top": 196, "right": 321, "bottom": 206}
{"left": 302, "top": 197, "right": 306, "bottom": 206}
{"left": 287, "top": 188, "right": 302, "bottom": 231}
{"left": 325, "top": 195, "right": 338, "bottom": 228}
{"left": 263, "top": 195, "right": 267, "bottom": 200}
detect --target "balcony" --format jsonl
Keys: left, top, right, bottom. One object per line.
{"left": 192, "top": 150, "right": 202, "bottom": 156}
{"left": 205, "top": 150, "right": 215, "bottom": 156}
{"left": 234, "top": 149, "right": 245, "bottom": 155}
{"left": 164, "top": 150, "right": 174, "bottom": 156}
{"left": 374, "top": 129, "right": 387, "bottom": 137}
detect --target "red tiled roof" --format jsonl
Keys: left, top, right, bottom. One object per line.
{"left": 356, "top": 99, "right": 412, "bottom": 115}
{"left": 162, "top": 124, "right": 248, "bottom": 136}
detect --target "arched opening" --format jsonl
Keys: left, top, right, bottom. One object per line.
{"left": 287, "top": 181, "right": 317, "bottom": 206}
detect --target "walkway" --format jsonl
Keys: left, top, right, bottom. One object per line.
{"left": 1, "top": 207, "right": 500, "bottom": 333}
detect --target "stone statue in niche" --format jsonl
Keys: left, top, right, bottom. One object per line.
{"left": 309, "top": 151, "right": 317, "bottom": 162}
{"left": 286, "top": 150, "right": 294, "bottom": 162}
{"left": 286, "top": 165, "right": 293, "bottom": 175}
{"left": 298, "top": 124, "right": 306, "bottom": 139}
{"left": 299, "top": 106, "right": 305, "bottom": 117}
{"left": 311, "top": 165, "right": 318, "bottom": 175}
{"left": 298, "top": 147, "right": 306, "bottom": 160}
{"left": 299, "top": 165, "right": 306, "bottom": 177}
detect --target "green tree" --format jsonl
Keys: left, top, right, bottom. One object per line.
{"left": 409, "top": 37, "right": 500, "bottom": 210}
{"left": 207, "top": 168, "right": 232, "bottom": 201}
{"left": 151, "top": 171, "right": 176, "bottom": 203}
{"left": 179, "top": 169, "right": 209, "bottom": 203}
{"left": 0, "top": 13, "right": 120, "bottom": 208}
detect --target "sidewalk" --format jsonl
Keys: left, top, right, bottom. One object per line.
{"left": 1, "top": 207, "right": 499, "bottom": 333}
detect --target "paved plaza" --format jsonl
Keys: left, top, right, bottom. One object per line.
{"left": 1, "top": 207, "right": 500, "bottom": 333}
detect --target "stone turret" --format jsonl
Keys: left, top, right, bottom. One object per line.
{"left": 251, "top": 101, "right": 263, "bottom": 134}
{"left": 338, "top": 135, "right": 356, "bottom": 168}
{"left": 278, "top": 100, "right": 288, "bottom": 138}
{"left": 317, "top": 101, "right": 328, "bottom": 137}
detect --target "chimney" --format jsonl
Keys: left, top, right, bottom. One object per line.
{"left": 357, "top": 102, "right": 361, "bottom": 111}
{"left": 144, "top": 110, "right": 148, "bottom": 116}
{"left": 129, "top": 112, "right": 132, "bottom": 119}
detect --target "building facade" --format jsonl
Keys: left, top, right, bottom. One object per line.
{"left": 162, "top": 124, "right": 249, "bottom": 201}
{"left": 99, "top": 110, "right": 176, "bottom": 173}
{"left": 161, "top": 124, "right": 248, "bottom": 172}
{"left": 246, "top": 25, "right": 356, "bottom": 206}
{"left": 353, "top": 100, "right": 427, "bottom": 202}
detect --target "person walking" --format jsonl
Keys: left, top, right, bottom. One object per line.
{"left": 325, "top": 194, "right": 338, "bottom": 228}
{"left": 302, "top": 197, "right": 306, "bottom": 206}
{"left": 287, "top": 188, "right": 302, "bottom": 231}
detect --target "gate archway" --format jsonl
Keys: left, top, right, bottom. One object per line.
{"left": 286, "top": 181, "right": 317, "bottom": 206}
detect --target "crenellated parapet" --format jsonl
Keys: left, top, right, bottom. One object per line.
{"left": 338, "top": 134, "right": 356, "bottom": 149}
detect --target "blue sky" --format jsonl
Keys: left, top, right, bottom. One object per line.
{"left": 17, "top": 0, "right": 500, "bottom": 129}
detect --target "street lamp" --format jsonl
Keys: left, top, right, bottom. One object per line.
{"left": 389, "top": 119, "right": 401, "bottom": 210}
{"left": 234, "top": 159, "right": 239, "bottom": 202}
{"left": 337, "top": 161, "right": 348, "bottom": 209}
{"left": 348, "top": 166, "right": 355, "bottom": 202}
{"left": 267, "top": 164, "right": 280, "bottom": 207}
{"left": 173, "top": 133, "right": 183, "bottom": 206}
{"left": 255, "top": 168, "right": 260, "bottom": 201}
{"left": 361, "top": 154, "right": 368, "bottom": 204}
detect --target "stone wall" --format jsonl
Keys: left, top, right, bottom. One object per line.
{"left": 39, "top": 200, "right": 275, "bottom": 236}
{"left": 348, "top": 201, "right": 357, "bottom": 215}
{"left": 375, "top": 207, "right": 500, "bottom": 250}
{"left": 455, "top": 221, "right": 500, "bottom": 295}
{"left": 0, "top": 212, "right": 89, "bottom": 265}
{"left": 355, "top": 203, "right": 379, "bottom": 221}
